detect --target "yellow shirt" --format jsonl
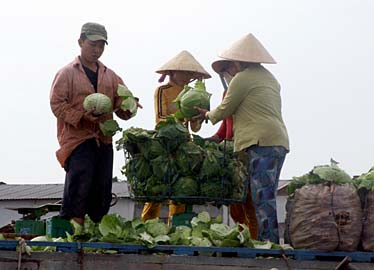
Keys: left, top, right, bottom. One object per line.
{"left": 208, "top": 65, "right": 289, "bottom": 152}
{"left": 153, "top": 81, "right": 183, "bottom": 124}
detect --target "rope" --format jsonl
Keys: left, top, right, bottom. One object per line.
{"left": 17, "top": 238, "right": 30, "bottom": 270}
{"left": 279, "top": 246, "right": 292, "bottom": 270}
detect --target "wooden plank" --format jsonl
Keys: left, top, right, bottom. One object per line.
{"left": 1, "top": 240, "right": 374, "bottom": 266}
{"left": 1, "top": 251, "right": 374, "bottom": 270}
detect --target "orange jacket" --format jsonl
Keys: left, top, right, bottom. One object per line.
{"left": 50, "top": 56, "right": 126, "bottom": 167}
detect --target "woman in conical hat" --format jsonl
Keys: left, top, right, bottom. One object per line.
{"left": 196, "top": 34, "right": 289, "bottom": 243}
{"left": 141, "top": 50, "right": 210, "bottom": 223}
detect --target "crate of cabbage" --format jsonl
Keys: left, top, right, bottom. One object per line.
{"left": 116, "top": 117, "right": 248, "bottom": 205}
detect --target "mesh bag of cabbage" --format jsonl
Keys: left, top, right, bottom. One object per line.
{"left": 117, "top": 129, "right": 248, "bottom": 205}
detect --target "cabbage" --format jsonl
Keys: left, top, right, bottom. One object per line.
{"left": 121, "top": 97, "right": 138, "bottom": 116}
{"left": 117, "top": 84, "right": 138, "bottom": 116}
{"left": 173, "top": 177, "right": 198, "bottom": 196}
{"left": 144, "top": 218, "right": 170, "bottom": 237}
{"left": 83, "top": 93, "right": 112, "bottom": 115}
{"left": 30, "top": 235, "right": 53, "bottom": 251}
{"left": 354, "top": 167, "right": 374, "bottom": 191}
{"left": 175, "top": 141, "right": 204, "bottom": 175}
{"left": 117, "top": 84, "right": 134, "bottom": 98}
{"left": 99, "top": 119, "right": 122, "bottom": 136}
{"left": 99, "top": 214, "right": 124, "bottom": 238}
{"left": 174, "top": 80, "right": 211, "bottom": 118}
{"left": 169, "top": 226, "right": 191, "bottom": 245}
{"left": 144, "top": 176, "right": 168, "bottom": 197}
{"left": 287, "top": 162, "right": 352, "bottom": 195}
{"left": 156, "top": 116, "right": 190, "bottom": 152}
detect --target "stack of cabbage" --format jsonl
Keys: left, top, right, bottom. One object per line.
{"left": 353, "top": 167, "right": 374, "bottom": 252}
{"left": 25, "top": 212, "right": 290, "bottom": 251}
{"left": 116, "top": 116, "right": 247, "bottom": 204}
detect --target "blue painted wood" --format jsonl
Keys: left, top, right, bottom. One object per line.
{"left": 1, "top": 240, "right": 373, "bottom": 262}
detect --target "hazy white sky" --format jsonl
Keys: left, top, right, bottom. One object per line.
{"left": 1, "top": 0, "right": 373, "bottom": 184}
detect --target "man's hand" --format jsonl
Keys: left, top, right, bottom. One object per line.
{"left": 135, "top": 97, "right": 143, "bottom": 109}
{"left": 83, "top": 108, "right": 100, "bottom": 123}
{"left": 116, "top": 109, "right": 133, "bottom": 120}
{"left": 116, "top": 97, "right": 143, "bottom": 120}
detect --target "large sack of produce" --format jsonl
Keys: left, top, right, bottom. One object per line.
{"left": 287, "top": 163, "right": 362, "bottom": 251}
{"left": 353, "top": 167, "right": 374, "bottom": 251}
{"left": 332, "top": 183, "right": 362, "bottom": 251}
{"left": 362, "top": 192, "right": 374, "bottom": 251}
{"left": 289, "top": 184, "right": 339, "bottom": 251}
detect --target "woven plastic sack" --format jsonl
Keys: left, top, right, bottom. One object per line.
{"left": 289, "top": 184, "right": 339, "bottom": 251}
{"left": 289, "top": 183, "right": 362, "bottom": 251}
{"left": 362, "top": 191, "right": 374, "bottom": 251}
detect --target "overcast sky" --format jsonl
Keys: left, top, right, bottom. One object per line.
{"left": 1, "top": 0, "right": 373, "bottom": 184}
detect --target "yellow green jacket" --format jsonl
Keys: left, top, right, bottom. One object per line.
{"left": 207, "top": 65, "right": 289, "bottom": 152}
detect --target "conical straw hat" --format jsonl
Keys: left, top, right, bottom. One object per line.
{"left": 212, "top": 33, "right": 276, "bottom": 73}
{"left": 156, "top": 50, "right": 211, "bottom": 79}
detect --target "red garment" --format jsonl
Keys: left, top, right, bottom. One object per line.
{"left": 214, "top": 90, "right": 233, "bottom": 140}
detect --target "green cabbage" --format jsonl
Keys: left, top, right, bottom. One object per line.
{"left": 175, "top": 80, "right": 211, "bottom": 118}
{"left": 121, "top": 97, "right": 138, "bottom": 116}
{"left": 144, "top": 218, "right": 170, "bottom": 237}
{"left": 173, "top": 177, "right": 198, "bottom": 196}
{"left": 156, "top": 116, "right": 189, "bottom": 152}
{"left": 169, "top": 226, "right": 191, "bottom": 245}
{"left": 117, "top": 84, "right": 138, "bottom": 116}
{"left": 144, "top": 176, "right": 168, "bottom": 197}
{"left": 175, "top": 141, "right": 204, "bottom": 175}
{"left": 287, "top": 162, "right": 352, "bottom": 195}
{"left": 141, "top": 140, "right": 167, "bottom": 160}
{"left": 117, "top": 84, "right": 134, "bottom": 98}
{"left": 83, "top": 93, "right": 112, "bottom": 115}
{"left": 99, "top": 119, "right": 122, "bottom": 136}
{"left": 354, "top": 167, "right": 374, "bottom": 191}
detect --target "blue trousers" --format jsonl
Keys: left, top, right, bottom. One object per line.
{"left": 246, "top": 145, "right": 287, "bottom": 243}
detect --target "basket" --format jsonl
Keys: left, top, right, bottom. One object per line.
{"left": 121, "top": 137, "right": 248, "bottom": 205}
{"left": 46, "top": 216, "right": 73, "bottom": 238}
{"left": 15, "top": 220, "right": 45, "bottom": 235}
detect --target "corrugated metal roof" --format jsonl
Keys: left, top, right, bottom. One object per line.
{"left": 0, "top": 180, "right": 289, "bottom": 201}
{"left": 0, "top": 182, "right": 130, "bottom": 201}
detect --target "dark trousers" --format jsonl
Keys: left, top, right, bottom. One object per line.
{"left": 60, "top": 139, "right": 113, "bottom": 223}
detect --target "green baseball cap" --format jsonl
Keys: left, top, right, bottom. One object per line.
{"left": 81, "top": 22, "right": 108, "bottom": 44}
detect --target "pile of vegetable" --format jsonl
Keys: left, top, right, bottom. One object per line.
{"left": 287, "top": 162, "right": 352, "bottom": 195}
{"left": 353, "top": 167, "right": 374, "bottom": 192}
{"left": 116, "top": 116, "right": 247, "bottom": 203}
{"left": 18, "top": 212, "right": 289, "bottom": 253}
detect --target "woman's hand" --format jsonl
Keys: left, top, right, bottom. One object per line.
{"left": 206, "top": 134, "right": 223, "bottom": 143}
{"left": 193, "top": 106, "right": 209, "bottom": 121}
